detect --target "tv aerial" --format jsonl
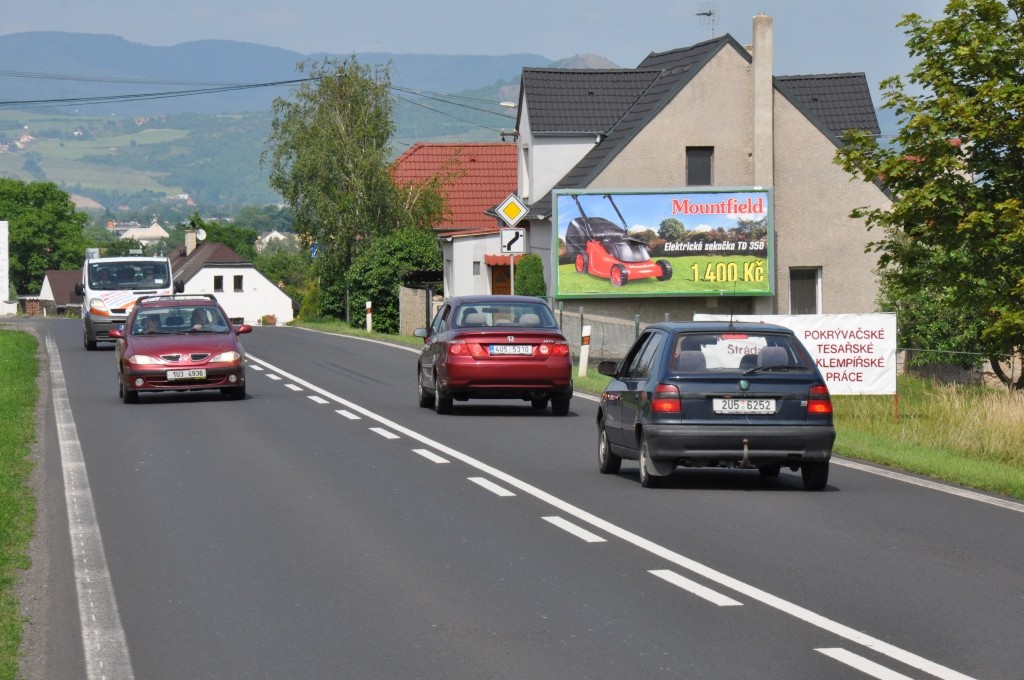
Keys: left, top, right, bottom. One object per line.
{"left": 696, "top": 2, "right": 719, "bottom": 38}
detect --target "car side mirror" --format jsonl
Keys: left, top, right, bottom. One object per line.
{"left": 235, "top": 324, "right": 253, "bottom": 334}
{"left": 108, "top": 328, "right": 124, "bottom": 339}
{"left": 173, "top": 280, "right": 185, "bottom": 293}
{"left": 597, "top": 360, "right": 619, "bottom": 377}
{"left": 413, "top": 327, "right": 429, "bottom": 342}
{"left": 74, "top": 282, "right": 84, "bottom": 296}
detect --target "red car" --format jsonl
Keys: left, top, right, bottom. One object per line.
{"left": 414, "top": 295, "right": 574, "bottom": 415}
{"left": 108, "top": 294, "right": 252, "bottom": 403}
{"left": 566, "top": 194, "right": 672, "bottom": 287}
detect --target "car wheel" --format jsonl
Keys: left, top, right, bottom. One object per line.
{"left": 418, "top": 376, "right": 434, "bottom": 408}
{"left": 531, "top": 396, "right": 548, "bottom": 410}
{"left": 576, "top": 253, "right": 589, "bottom": 275}
{"left": 598, "top": 423, "right": 621, "bottom": 474}
{"left": 759, "top": 464, "right": 781, "bottom": 477}
{"left": 223, "top": 385, "right": 246, "bottom": 400}
{"left": 122, "top": 387, "right": 138, "bottom": 404}
{"left": 801, "top": 461, "right": 829, "bottom": 491}
{"left": 551, "top": 395, "right": 570, "bottom": 416}
{"left": 85, "top": 333, "right": 96, "bottom": 351}
{"left": 656, "top": 259, "right": 673, "bottom": 281}
{"left": 433, "top": 376, "right": 453, "bottom": 414}
{"left": 610, "top": 264, "right": 628, "bottom": 287}
{"left": 638, "top": 438, "right": 661, "bottom": 488}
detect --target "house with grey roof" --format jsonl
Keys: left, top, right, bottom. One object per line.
{"left": 168, "top": 229, "right": 294, "bottom": 326}
{"left": 514, "top": 14, "right": 889, "bottom": 323}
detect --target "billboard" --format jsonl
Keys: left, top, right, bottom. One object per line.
{"left": 553, "top": 188, "right": 774, "bottom": 298}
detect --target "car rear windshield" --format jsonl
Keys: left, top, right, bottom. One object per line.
{"left": 455, "top": 302, "right": 558, "bottom": 329}
{"left": 669, "top": 332, "right": 813, "bottom": 373}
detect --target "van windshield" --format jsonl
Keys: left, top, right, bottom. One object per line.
{"left": 88, "top": 261, "right": 170, "bottom": 290}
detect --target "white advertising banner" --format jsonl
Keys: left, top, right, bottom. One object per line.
{"left": 694, "top": 313, "right": 897, "bottom": 395}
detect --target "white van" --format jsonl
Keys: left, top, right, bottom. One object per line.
{"left": 74, "top": 256, "right": 184, "bottom": 350}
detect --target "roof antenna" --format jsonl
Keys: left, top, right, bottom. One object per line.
{"left": 696, "top": 3, "right": 719, "bottom": 39}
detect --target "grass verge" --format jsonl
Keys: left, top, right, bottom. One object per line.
{"left": 0, "top": 331, "right": 38, "bottom": 679}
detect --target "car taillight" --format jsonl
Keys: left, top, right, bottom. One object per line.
{"left": 651, "top": 383, "right": 681, "bottom": 413}
{"left": 538, "top": 342, "right": 570, "bottom": 356}
{"left": 807, "top": 384, "right": 833, "bottom": 414}
{"left": 448, "top": 340, "right": 487, "bottom": 358}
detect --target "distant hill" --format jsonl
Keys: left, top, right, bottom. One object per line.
{"left": 0, "top": 32, "right": 557, "bottom": 115}
{"left": 0, "top": 33, "right": 625, "bottom": 211}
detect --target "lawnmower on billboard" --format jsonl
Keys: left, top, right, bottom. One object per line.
{"left": 565, "top": 194, "right": 672, "bottom": 287}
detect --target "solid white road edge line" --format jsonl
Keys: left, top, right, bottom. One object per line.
{"left": 245, "top": 353, "right": 975, "bottom": 680}
{"left": 47, "top": 336, "right": 135, "bottom": 680}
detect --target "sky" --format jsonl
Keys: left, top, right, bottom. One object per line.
{"left": 7, "top": 1, "right": 950, "bottom": 103}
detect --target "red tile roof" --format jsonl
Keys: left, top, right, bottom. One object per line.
{"left": 391, "top": 142, "right": 517, "bottom": 233}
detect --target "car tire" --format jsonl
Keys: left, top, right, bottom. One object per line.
{"left": 433, "top": 376, "right": 453, "bottom": 414}
{"left": 551, "top": 395, "right": 570, "bottom": 416}
{"left": 638, "top": 438, "right": 661, "bottom": 488}
{"left": 598, "top": 423, "right": 621, "bottom": 474}
{"left": 224, "top": 385, "right": 246, "bottom": 400}
{"left": 801, "top": 461, "right": 829, "bottom": 491}
{"left": 122, "top": 387, "right": 138, "bottom": 404}
{"left": 531, "top": 396, "right": 548, "bottom": 410}
{"left": 610, "top": 264, "right": 628, "bottom": 287}
{"left": 759, "top": 464, "right": 781, "bottom": 477}
{"left": 576, "top": 253, "right": 589, "bottom": 275}
{"left": 85, "top": 332, "right": 97, "bottom": 351}
{"left": 418, "top": 376, "right": 434, "bottom": 408}
{"left": 656, "top": 259, "right": 673, "bottom": 281}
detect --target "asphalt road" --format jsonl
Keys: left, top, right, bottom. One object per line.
{"left": 10, "top": 317, "right": 1024, "bottom": 680}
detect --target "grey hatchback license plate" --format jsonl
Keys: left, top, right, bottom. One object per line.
{"left": 713, "top": 398, "right": 775, "bottom": 414}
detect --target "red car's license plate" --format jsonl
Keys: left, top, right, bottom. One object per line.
{"left": 489, "top": 345, "right": 533, "bottom": 356}
{"left": 167, "top": 369, "right": 206, "bottom": 380}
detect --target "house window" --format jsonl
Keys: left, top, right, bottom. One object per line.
{"left": 790, "top": 268, "right": 821, "bottom": 314}
{"left": 473, "top": 261, "right": 481, "bottom": 276}
{"left": 213, "top": 276, "right": 224, "bottom": 292}
{"left": 233, "top": 275, "right": 244, "bottom": 292}
{"left": 686, "top": 147, "right": 713, "bottom": 185}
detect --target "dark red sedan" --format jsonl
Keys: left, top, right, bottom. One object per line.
{"left": 415, "top": 295, "right": 574, "bottom": 415}
{"left": 108, "top": 294, "right": 252, "bottom": 403}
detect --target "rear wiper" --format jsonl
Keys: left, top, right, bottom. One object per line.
{"left": 743, "top": 364, "right": 796, "bottom": 375}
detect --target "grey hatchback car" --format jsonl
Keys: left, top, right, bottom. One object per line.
{"left": 596, "top": 321, "right": 835, "bottom": 490}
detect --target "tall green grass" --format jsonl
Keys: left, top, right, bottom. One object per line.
{"left": 0, "top": 331, "right": 38, "bottom": 679}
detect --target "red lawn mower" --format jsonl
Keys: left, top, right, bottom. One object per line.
{"left": 565, "top": 194, "right": 672, "bottom": 287}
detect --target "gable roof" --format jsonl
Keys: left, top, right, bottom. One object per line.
{"left": 168, "top": 242, "right": 250, "bottom": 284}
{"left": 523, "top": 34, "right": 880, "bottom": 218}
{"left": 43, "top": 269, "right": 83, "bottom": 306}
{"left": 774, "top": 73, "right": 880, "bottom": 140}
{"left": 391, "top": 142, "right": 517, "bottom": 233}
{"left": 518, "top": 68, "right": 660, "bottom": 135}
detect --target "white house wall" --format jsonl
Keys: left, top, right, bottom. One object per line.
{"left": 183, "top": 265, "right": 294, "bottom": 325}
{"left": 446, "top": 236, "right": 500, "bottom": 296}
{"left": 518, "top": 100, "right": 597, "bottom": 203}
{"left": 772, "top": 92, "right": 886, "bottom": 313}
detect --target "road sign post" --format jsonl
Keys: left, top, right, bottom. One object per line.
{"left": 497, "top": 194, "right": 528, "bottom": 296}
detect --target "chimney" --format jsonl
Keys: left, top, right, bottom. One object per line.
{"left": 752, "top": 13, "right": 774, "bottom": 186}
{"left": 185, "top": 227, "right": 198, "bottom": 256}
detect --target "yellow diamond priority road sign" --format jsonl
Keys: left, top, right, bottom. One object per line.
{"left": 497, "top": 193, "right": 528, "bottom": 228}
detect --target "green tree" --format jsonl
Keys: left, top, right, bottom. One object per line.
{"left": 253, "top": 246, "right": 313, "bottom": 309}
{"left": 264, "top": 57, "right": 402, "bottom": 320}
{"left": 835, "top": 0, "right": 1024, "bottom": 389}
{"left": 514, "top": 253, "right": 547, "bottom": 297}
{"left": 658, "top": 217, "right": 687, "bottom": 240}
{"left": 344, "top": 227, "right": 442, "bottom": 334}
{"left": 0, "top": 178, "right": 88, "bottom": 294}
